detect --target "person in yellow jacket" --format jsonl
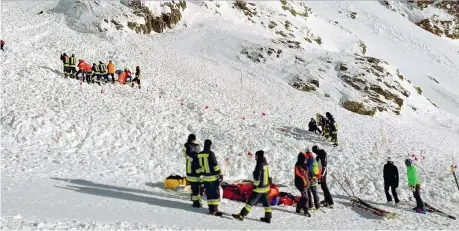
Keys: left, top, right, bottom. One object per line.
{"left": 107, "top": 60, "right": 115, "bottom": 84}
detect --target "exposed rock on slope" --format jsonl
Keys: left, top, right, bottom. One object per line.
{"left": 53, "top": 0, "right": 186, "bottom": 34}
{"left": 381, "top": 0, "right": 459, "bottom": 39}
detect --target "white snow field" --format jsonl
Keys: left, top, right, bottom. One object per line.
{"left": 2, "top": 0, "right": 459, "bottom": 230}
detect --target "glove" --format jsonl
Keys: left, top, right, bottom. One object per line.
{"left": 219, "top": 174, "right": 223, "bottom": 183}
{"left": 416, "top": 184, "right": 421, "bottom": 190}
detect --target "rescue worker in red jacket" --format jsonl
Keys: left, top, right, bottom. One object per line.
{"left": 295, "top": 152, "right": 311, "bottom": 217}
{"left": 76, "top": 59, "right": 87, "bottom": 81}
{"left": 198, "top": 140, "right": 223, "bottom": 216}
{"left": 184, "top": 134, "right": 202, "bottom": 208}
{"left": 232, "top": 150, "right": 272, "bottom": 223}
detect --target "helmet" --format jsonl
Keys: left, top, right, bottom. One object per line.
{"left": 405, "top": 159, "right": 412, "bottom": 165}
{"left": 99, "top": 61, "right": 103, "bottom": 64}
{"left": 312, "top": 145, "right": 318, "bottom": 153}
{"left": 187, "top": 134, "right": 196, "bottom": 143}
{"left": 93, "top": 63, "right": 96, "bottom": 66}
{"left": 72, "top": 54, "right": 75, "bottom": 57}
{"left": 63, "top": 53, "right": 67, "bottom": 56}
{"left": 136, "top": 66, "right": 139, "bottom": 69}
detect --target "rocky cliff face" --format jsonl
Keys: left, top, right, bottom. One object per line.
{"left": 53, "top": 0, "right": 186, "bottom": 34}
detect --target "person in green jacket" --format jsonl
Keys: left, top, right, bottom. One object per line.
{"left": 405, "top": 159, "right": 424, "bottom": 212}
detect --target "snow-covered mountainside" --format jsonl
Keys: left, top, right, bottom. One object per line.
{"left": 1, "top": 0, "right": 459, "bottom": 230}
{"left": 380, "top": 0, "right": 459, "bottom": 40}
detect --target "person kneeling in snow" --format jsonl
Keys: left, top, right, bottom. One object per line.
{"left": 233, "top": 150, "right": 272, "bottom": 223}
{"left": 308, "top": 118, "right": 321, "bottom": 134}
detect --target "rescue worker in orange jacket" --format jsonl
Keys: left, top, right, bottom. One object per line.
{"left": 294, "top": 152, "right": 311, "bottom": 217}
{"left": 76, "top": 59, "right": 87, "bottom": 81}
{"left": 107, "top": 60, "right": 115, "bottom": 84}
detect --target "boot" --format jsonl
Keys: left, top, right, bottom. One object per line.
{"left": 295, "top": 208, "right": 302, "bottom": 214}
{"left": 304, "top": 211, "right": 311, "bottom": 217}
{"left": 260, "top": 217, "right": 271, "bottom": 223}
{"left": 192, "top": 201, "right": 201, "bottom": 208}
{"left": 232, "top": 214, "right": 244, "bottom": 221}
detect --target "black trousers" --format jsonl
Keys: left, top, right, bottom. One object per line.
{"left": 308, "top": 185, "right": 319, "bottom": 209}
{"left": 296, "top": 187, "right": 309, "bottom": 213}
{"left": 108, "top": 73, "right": 115, "bottom": 83}
{"left": 204, "top": 180, "right": 220, "bottom": 212}
{"left": 321, "top": 176, "right": 334, "bottom": 205}
{"left": 413, "top": 187, "right": 423, "bottom": 209}
{"left": 240, "top": 191, "right": 272, "bottom": 219}
{"left": 189, "top": 182, "right": 201, "bottom": 202}
{"left": 384, "top": 184, "right": 399, "bottom": 203}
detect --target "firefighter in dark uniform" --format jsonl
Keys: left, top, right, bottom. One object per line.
{"left": 93, "top": 63, "right": 101, "bottom": 85}
{"left": 326, "top": 112, "right": 339, "bottom": 146}
{"left": 68, "top": 54, "right": 77, "bottom": 78}
{"left": 98, "top": 61, "right": 108, "bottom": 83}
{"left": 184, "top": 134, "right": 202, "bottom": 208}
{"left": 232, "top": 150, "right": 272, "bottom": 223}
{"left": 316, "top": 113, "right": 329, "bottom": 139}
{"left": 63, "top": 54, "right": 71, "bottom": 77}
{"left": 312, "top": 145, "right": 334, "bottom": 208}
{"left": 198, "top": 139, "right": 223, "bottom": 216}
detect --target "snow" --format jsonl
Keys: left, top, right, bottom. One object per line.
{"left": 1, "top": 0, "right": 459, "bottom": 230}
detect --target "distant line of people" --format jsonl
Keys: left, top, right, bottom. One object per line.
{"left": 59, "top": 53, "right": 142, "bottom": 89}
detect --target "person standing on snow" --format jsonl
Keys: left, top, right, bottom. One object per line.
{"left": 197, "top": 139, "right": 223, "bottom": 216}
{"left": 107, "top": 60, "right": 115, "bottom": 84}
{"left": 68, "top": 54, "right": 77, "bottom": 78}
{"left": 312, "top": 145, "right": 334, "bottom": 208}
{"left": 405, "top": 159, "right": 424, "bottom": 213}
{"left": 304, "top": 149, "right": 320, "bottom": 210}
{"left": 1, "top": 40, "right": 5, "bottom": 51}
{"left": 294, "top": 152, "right": 311, "bottom": 217}
{"left": 232, "top": 150, "right": 272, "bottom": 223}
{"left": 184, "top": 134, "right": 202, "bottom": 208}
{"left": 131, "top": 66, "right": 141, "bottom": 89}
{"left": 383, "top": 157, "right": 399, "bottom": 204}
{"left": 98, "top": 61, "right": 108, "bottom": 83}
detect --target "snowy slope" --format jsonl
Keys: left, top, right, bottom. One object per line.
{"left": 2, "top": 0, "right": 459, "bottom": 230}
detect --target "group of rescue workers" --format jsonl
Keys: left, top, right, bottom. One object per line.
{"left": 59, "top": 53, "right": 142, "bottom": 89}
{"left": 183, "top": 134, "right": 334, "bottom": 222}
{"left": 183, "top": 122, "right": 427, "bottom": 221}
{"left": 308, "top": 112, "right": 339, "bottom": 146}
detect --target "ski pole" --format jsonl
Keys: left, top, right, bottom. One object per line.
{"left": 330, "top": 173, "right": 352, "bottom": 198}
{"left": 343, "top": 173, "right": 356, "bottom": 197}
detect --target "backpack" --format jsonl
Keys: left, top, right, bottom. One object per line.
{"left": 164, "top": 175, "right": 187, "bottom": 190}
